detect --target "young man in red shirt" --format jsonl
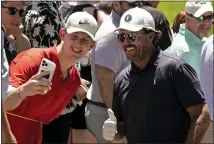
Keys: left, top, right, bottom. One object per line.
{"left": 3, "top": 11, "right": 97, "bottom": 144}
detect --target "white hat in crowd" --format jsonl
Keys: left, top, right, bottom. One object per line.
{"left": 65, "top": 12, "right": 98, "bottom": 41}
{"left": 116, "top": 7, "right": 161, "bottom": 33}
{"left": 185, "top": 1, "right": 213, "bottom": 17}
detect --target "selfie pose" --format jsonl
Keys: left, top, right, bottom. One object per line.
{"left": 3, "top": 12, "right": 97, "bottom": 144}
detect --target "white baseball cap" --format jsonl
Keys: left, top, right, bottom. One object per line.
{"left": 185, "top": 1, "right": 213, "bottom": 17}
{"left": 65, "top": 12, "right": 98, "bottom": 41}
{"left": 116, "top": 7, "right": 161, "bottom": 33}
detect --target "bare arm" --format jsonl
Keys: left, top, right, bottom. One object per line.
{"left": 96, "top": 65, "right": 115, "bottom": 108}
{"left": 97, "top": 10, "right": 107, "bottom": 28}
{"left": 7, "top": 26, "right": 31, "bottom": 53}
{"left": 15, "top": 34, "right": 31, "bottom": 53}
{"left": 185, "top": 104, "right": 211, "bottom": 144}
{"left": 3, "top": 86, "right": 25, "bottom": 111}
{"left": 1, "top": 100, "right": 16, "bottom": 143}
{"left": 4, "top": 71, "right": 52, "bottom": 111}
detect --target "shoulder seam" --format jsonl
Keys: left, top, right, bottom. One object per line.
{"left": 161, "top": 52, "right": 183, "bottom": 65}
{"left": 24, "top": 51, "right": 44, "bottom": 65}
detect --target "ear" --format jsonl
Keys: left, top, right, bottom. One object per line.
{"left": 148, "top": 32, "right": 155, "bottom": 42}
{"left": 59, "top": 28, "right": 66, "bottom": 41}
{"left": 90, "top": 41, "right": 96, "bottom": 50}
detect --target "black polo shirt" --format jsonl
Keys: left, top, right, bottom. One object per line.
{"left": 113, "top": 48, "right": 205, "bottom": 143}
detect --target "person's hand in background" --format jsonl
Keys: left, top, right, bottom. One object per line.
{"left": 75, "top": 85, "right": 88, "bottom": 101}
{"left": 7, "top": 24, "right": 23, "bottom": 41}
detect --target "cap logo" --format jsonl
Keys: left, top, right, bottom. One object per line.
{"left": 124, "top": 14, "right": 132, "bottom": 22}
{"left": 195, "top": 1, "right": 206, "bottom": 5}
{"left": 79, "top": 20, "right": 89, "bottom": 25}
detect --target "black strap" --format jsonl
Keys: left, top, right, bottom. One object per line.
{"left": 1, "top": 25, "right": 6, "bottom": 33}
{"left": 93, "top": 8, "right": 98, "bottom": 21}
{"left": 89, "top": 100, "right": 107, "bottom": 108}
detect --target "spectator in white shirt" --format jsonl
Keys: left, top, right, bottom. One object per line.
{"left": 200, "top": 34, "right": 213, "bottom": 143}
{"left": 200, "top": 34, "right": 213, "bottom": 121}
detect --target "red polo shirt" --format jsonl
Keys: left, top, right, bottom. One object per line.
{"left": 7, "top": 46, "right": 81, "bottom": 143}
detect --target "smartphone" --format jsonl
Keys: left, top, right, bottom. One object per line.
{"left": 38, "top": 58, "right": 56, "bottom": 82}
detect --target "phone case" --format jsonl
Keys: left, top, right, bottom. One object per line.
{"left": 38, "top": 58, "right": 56, "bottom": 81}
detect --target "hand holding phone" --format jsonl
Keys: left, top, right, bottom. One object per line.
{"left": 18, "top": 71, "right": 52, "bottom": 98}
{"left": 17, "top": 58, "right": 56, "bottom": 98}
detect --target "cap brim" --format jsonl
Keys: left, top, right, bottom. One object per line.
{"left": 66, "top": 27, "right": 95, "bottom": 41}
{"left": 194, "top": 5, "right": 213, "bottom": 17}
{"left": 115, "top": 23, "right": 161, "bottom": 34}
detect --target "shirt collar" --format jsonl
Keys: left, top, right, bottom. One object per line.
{"left": 1, "top": 25, "right": 6, "bottom": 33}
{"left": 50, "top": 45, "right": 75, "bottom": 78}
{"left": 130, "top": 48, "right": 161, "bottom": 73}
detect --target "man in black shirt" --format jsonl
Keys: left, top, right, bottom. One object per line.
{"left": 102, "top": 7, "right": 211, "bottom": 143}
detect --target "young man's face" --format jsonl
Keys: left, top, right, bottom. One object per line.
{"left": 60, "top": 29, "right": 95, "bottom": 60}
{"left": 1, "top": 1, "right": 24, "bottom": 34}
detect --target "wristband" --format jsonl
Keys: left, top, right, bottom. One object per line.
{"left": 17, "top": 86, "right": 26, "bottom": 100}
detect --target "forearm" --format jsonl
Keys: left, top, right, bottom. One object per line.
{"left": 2, "top": 102, "right": 16, "bottom": 143}
{"left": 185, "top": 105, "right": 211, "bottom": 144}
{"left": 193, "top": 112, "right": 211, "bottom": 143}
{"left": 97, "top": 78, "right": 114, "bottom": 108}
{"left": 14, "top": 34, "right": 31, "bottom": 53}
{"left": 96, "top": 65, "right": 115, "bottom": 108}
{"left": 3, "top": 87, "right": 25, "bottom": 111}
{"left": 2, "top": 103, "right": 11, "bottom": 133}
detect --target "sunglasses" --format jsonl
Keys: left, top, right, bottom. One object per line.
{"left": 188, "top": 13, "right": 213, "bottom": 22}
{"left": 2, "top": 5, "right": 24, "bottom": 17}
{"left": 115, "top": 31, "right": 146, "bottom": 43}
